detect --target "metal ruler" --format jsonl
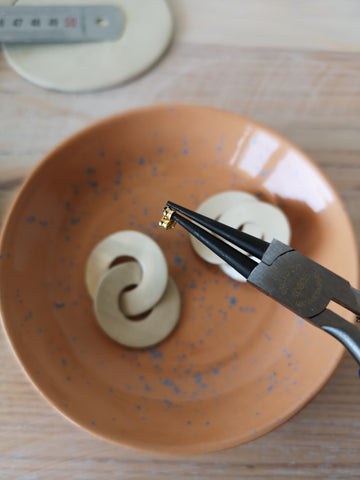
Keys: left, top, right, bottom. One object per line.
{"left": 0, "top": 5, "right": 124, "bottom": 43}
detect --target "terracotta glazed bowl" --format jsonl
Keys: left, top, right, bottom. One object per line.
{"left": 0, "top": 105, "right": 358, "bottom": 455}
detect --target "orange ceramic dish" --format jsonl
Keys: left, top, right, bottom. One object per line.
{"left": 0, "top": 105, "right": 358, "bottom": 455}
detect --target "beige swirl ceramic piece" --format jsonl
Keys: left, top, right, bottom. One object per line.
{"left": 0, "top": 105, "right": 358, "bottom": 455}
{"left": 94, "top": 262, "right": 180, "bottom": 348}
{"left": 3, "top": 0, "right": 173, "bottom": 91}
{"left": 190, "top": 190, "right": 259, "bottom": 264}
{"left": 85, "top": 231, "right": 168, "bottom": 317}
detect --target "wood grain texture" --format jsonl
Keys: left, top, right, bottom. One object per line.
{"left": 1, "top": 1, "right": 360, "bottom": 478}
{"left": 170, "top": 0, "right": 360, "bottom": 52}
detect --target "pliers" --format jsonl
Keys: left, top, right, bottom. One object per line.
{"left": 159, "top": 201, "right": 360, "bottom": 366}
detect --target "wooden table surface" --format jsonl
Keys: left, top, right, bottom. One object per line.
{"left": 1, "top": 1, "right": 360, "bottom": 479}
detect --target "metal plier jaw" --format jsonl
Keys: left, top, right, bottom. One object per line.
{"left": 248, "top": 239, "right": 360, "bottom": 361}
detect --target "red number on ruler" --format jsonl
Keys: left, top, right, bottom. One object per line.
{"left": 64, "top": 17, "right": 77, "bottom": 28}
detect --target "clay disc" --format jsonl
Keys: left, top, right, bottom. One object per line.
{"left": 3, "top": 0, "right": 173, "bottom": 91}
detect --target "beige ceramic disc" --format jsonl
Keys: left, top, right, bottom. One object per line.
{"left": 85, "top": 231, "right": 168, "bottom": 317}
{"left": 3, "top": 0, "right": 173, "bottom": 91}
{"left": 94, "top": 262, "right": 180, "bottom": 348}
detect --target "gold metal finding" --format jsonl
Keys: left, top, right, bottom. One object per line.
{"left": 159, "top": 205, "right": 177, "bottom": 230}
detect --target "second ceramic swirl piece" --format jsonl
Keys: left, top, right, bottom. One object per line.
{"left": 189, "top": 190, "right": 291, "bottom": 282}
